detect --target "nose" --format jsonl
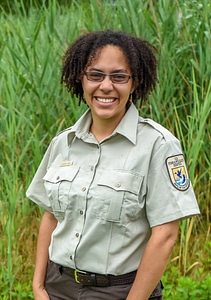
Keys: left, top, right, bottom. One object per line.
{"left": 99, "top": 75, "right": 114, "bottom": 91}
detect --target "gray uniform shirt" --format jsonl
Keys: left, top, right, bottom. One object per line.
{"left": 26, "top": 104, "right": 200, "bottom": 275}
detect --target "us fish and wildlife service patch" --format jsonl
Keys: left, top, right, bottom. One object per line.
{"left": 166, "top": 154, "right": 190, "bottom": 191}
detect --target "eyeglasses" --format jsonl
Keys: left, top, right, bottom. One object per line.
{"left": 84, "top": 71, "right": 132, "bottom": 84}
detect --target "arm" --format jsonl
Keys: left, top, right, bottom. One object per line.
{"left": 33, "top": 210, "right": 58, "bottom": 300}
{"left": 126, "top": 220, "right": 179, "bottom": 300}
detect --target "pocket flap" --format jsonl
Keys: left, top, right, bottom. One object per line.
{"left": 43, "top": 166, "right": 79, "bottom": 183}
{"left": 98, "top": 170, "right": 143, "bottom": 194}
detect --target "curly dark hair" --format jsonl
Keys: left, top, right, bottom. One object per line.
{"left": 61, "top": 30, "right": 157, "bottom": 107}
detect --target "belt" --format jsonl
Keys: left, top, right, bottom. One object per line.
{"left": 61, "top": 266, "right": 136, "bottom": 287}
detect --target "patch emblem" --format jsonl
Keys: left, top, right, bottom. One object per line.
{"left": 166, "top": 155, "right": 190, "bottom": 191}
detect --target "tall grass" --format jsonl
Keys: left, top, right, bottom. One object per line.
{"left": 0, "top": 0, "right": 210, "bottom": 298}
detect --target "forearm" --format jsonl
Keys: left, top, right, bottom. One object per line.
{"left": 126, "top": 220, "right": 179, "bottom": 300}
{"left": 33, "top": 210, "right": 58, "bottom": 290}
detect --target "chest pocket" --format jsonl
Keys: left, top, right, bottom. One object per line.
{"left": 43, "top": 166, "right": 79, "bottom": 222}
{"left": 94, "top": 170, "right": 144, "bottom": 222}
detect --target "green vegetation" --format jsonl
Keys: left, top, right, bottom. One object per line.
{"left": 0, "top": 0, "right": 210, "bottom": 299}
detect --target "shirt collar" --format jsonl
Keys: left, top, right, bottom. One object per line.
{"left": 67, "top": 103, "right": 139, "bottom": 145}
{"left": 67, "top": 110, "right": 92, "bottom": 145}
{"left": 114, "top": 104, "right": 139, "bottom": 144}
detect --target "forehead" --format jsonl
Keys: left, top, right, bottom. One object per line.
{"left": 88, "top": 45, "right": 130, "bottom": 70}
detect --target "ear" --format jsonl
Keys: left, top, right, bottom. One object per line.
{"left": 130, "top": 87, "right": 135, "bottom": 94}
{"left": 130, "top": 81, "right": 136, "bottom": 94}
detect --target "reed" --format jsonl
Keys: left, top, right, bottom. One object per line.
{"left": 0, "top": 0, "right": 210, "bottom": 298}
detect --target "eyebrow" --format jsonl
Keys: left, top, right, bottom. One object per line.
{"left": 88, "top": 68, "right": 128, "bottom": 73}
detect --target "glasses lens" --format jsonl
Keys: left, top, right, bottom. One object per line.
{"left": 87, "top": 72, "right": 104, "bottom": 82}
{"left": 111, "top": 74, "right": 129, "bottom": 83}
{"left": 85, "top": 72, "right": 131, "bottom": 83}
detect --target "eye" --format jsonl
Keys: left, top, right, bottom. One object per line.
{"left": 88, "top": 72, "right": 104, "bottom": 81}
{"left": 112, "top": 74, "right": 128, "bottom": 83}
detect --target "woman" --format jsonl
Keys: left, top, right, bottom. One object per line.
{"left": 26, "top": 30, "right": 200, "bottom": 300}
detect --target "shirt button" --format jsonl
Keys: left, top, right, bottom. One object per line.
{"left": 56, "top": 176, "right": 60, "bottom": 180}
{"left": 80, "top": 210, "right": 83, "bottom": 215}
{"left": 90, "top": 166, "right": 94, "bottom": 171}
{"left": 75, "top": 233, "right": 79, "bottom": 238}
{"left": 116, "top": 182, "right": 121, "bottom": 188}
{"left": 70, "top": 255, "right": 73, "bottom": 260}
{"left": 81, "top": 187, "right": 86, "bottom": 191}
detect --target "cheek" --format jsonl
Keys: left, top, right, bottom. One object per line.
{"left": 82, "top": 79, "right": 97, "bottom": 95}
{"left": 122, "top": 87, "right": 132, "bottom": 99}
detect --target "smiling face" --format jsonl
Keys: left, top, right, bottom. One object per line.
{"left": 82, "top": 45, "right": 134, "bottom": 127}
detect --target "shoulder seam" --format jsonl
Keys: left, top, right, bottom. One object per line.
{"left": 55, "top": 126, "right": 72, "bottom": 137}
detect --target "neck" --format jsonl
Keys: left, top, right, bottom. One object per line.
{"left": 90, "top": 117, "right": 120, "bottom": 142}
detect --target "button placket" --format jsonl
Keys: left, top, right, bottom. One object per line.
{"left": 67, "top": 144, "right": 100, "bottom": 266}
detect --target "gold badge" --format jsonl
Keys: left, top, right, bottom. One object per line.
{"left": 166, "top": 155, "right": 190, "bottom": 191}
{"left": 60, "top": 161, "right": 73, "bottom": 167}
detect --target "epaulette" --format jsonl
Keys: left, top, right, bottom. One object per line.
{"left": 55, "top": 126, "right": 73, "bottom": 137}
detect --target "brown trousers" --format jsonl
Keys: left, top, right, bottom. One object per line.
{"left": 45, "top": 261, "right": 163, "bottom": 300}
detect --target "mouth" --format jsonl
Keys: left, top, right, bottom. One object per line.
{"left": 95, "top": 97, "right": 117, "bottom": 103}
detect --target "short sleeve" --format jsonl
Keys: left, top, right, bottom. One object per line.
{"left": 146, "top": 137, "right": 200, "bottom": 227}
{"left": 26, "top": 141, "right": 54, "bottom": 212}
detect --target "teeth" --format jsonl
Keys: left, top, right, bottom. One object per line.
{"left": 96, "top": 97, "right": 115, "bottom": 103}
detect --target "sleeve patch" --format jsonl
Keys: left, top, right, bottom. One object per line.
{"left": 166, "top": 154, "right": 190, "bottom": 191}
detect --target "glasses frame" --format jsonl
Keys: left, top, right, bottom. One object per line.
{"left": 84, "top": 71, "right": 132, "bottom": 84}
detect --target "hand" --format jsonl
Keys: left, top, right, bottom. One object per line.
{"left": 33, "top": 286, "right": 50, "bottom": 300}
